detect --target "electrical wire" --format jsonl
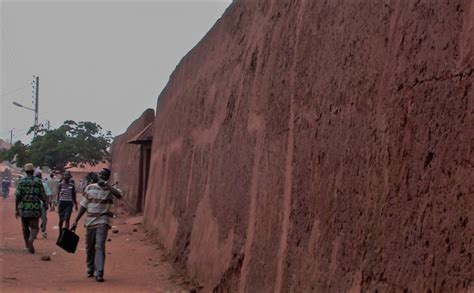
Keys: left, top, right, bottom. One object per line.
{"left": 2, "top": 83, "right": 29, "bottom": 97}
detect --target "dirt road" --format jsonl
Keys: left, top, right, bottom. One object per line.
{"left": 0, "top": 190, "right": 188, "bottom": 292}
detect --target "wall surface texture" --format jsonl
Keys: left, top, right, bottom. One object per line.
{"left": 110, "top": 108, "right": 155, "bottom": 214}
{"left": 143, "top": 1, "right": 473, "bottom": 292}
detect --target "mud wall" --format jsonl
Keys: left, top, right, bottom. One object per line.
{"left": 143, "top": 1, "right": 473, "bottom": 292}
{"left": 110, "top": 109, "right": 154, "bottom": 214}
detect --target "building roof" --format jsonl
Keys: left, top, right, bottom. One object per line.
{"left": 0, "top": 139, "right": 11, "bottom": 150}
{"left": 65, "top": 161, "right": 109, "bottom": 173}
{"left": 128, "top": 122, "right": 153, "bottom": 144}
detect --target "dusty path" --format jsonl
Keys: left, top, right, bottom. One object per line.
{"left": 0, "top": 190, "right": 188, "bottom": 292}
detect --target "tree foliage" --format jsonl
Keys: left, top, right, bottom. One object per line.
{"left": 0, "top": 141, "right": 30, "bottom": 167}
{"left": 0, "top": 121, "right": 112, "bottom": 171}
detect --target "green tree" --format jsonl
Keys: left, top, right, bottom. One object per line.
{"left": 3, "top": 120, "right": 112, "bottom": 171}
{"left": 0, "top": 141, "right": 30, "bottom": 167}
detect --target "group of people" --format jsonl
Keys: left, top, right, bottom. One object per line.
{"left": 32, "top": 171, "right": 77, "bottom": 238}
{"left": 14, "top": 163, "right": 122, "bottom": 283}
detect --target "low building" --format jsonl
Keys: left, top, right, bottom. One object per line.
{"left": 65, "top": 161, "right": 109, "bottom": 191}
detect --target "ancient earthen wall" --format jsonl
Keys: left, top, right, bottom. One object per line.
{"left": 143, "top": 1, "right": 473, "bottom": 291}
{"left": 110, "top": 108, "right": 155, "bottom": 214}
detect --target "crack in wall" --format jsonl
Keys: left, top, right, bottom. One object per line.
{"left": 409, "top": 68, "right": 473, "bottom": 87}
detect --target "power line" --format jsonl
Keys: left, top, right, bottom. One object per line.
{"left": 0, "top": 127, "right": 29, "bottom": 135}
{"left": 2, "top": 23, "right": 29, "bottom": 96}
{"left": 2, "top": 83, "right": 29, "bottom": 97}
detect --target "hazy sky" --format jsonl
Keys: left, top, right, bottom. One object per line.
{"left": 0, "top": 0, "right": 231, "bottom": 143}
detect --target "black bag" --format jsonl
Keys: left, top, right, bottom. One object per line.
{"left": 56, "top": 228, "right": 79, "bottom": 253}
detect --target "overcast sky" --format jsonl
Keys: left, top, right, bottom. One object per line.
{"left": 0, "top": 0, "right": 231, "bottom": 143}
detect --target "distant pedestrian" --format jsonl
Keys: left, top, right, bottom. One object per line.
{"left": 35, "top": 172, "right": 52, "bottom": 239}
{"left": 15, "top": 163, "right": 47, "bottom": 253}
{"left": 79, "top": 179, "right": 86, "bottom": 193}
{"left": 57, "top": 171, "right": 78, "bottom": 230}
{"left": 2, "top": 177, "right": 11, "bottom": 199}
{"left": 71, "top": 168, "right": 122, "bottom": 282}
{"left": 47, "top": 173, "right": 60, "bottom": 211}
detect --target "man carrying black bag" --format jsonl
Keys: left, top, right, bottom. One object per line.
{"left": 71, "top": 168, "right": 121, "bottom": 282}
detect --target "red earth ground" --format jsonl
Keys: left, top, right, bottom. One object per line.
{"left": 0, "top": 189, "right": 190, "bottom": 292}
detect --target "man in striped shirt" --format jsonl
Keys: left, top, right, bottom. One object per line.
{"left": 71, "top": 168, "right": 121, "bottom": 282}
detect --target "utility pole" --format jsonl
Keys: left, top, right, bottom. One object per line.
{"left": 34, "top": 76, "right": 39, "bottom": 136}
{"left": 9, "top": 129, "right": 13, "bottom": 144}
{"left": 47, "top": 120, "right": 50, "bottom": 130}
{"left": 12, "top": 75, "right": 40, "bottom": 136}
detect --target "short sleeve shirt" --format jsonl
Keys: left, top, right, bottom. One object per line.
{"left": 15, "top": 176, "right": 46, "bottom": 217}
{"left": 80, "top": 183, "right": 114, "bottom": 228}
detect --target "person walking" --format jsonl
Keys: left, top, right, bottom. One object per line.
{"left": 71, "top": 168, "right": 122, "bottom": 282}
{"left": 47, "top": 173, "right": 60, "bottom": 211}
{"left": 57, "top": 171, "right": 78, "bottom": 230}
{"left": 78, "top": 178, "right": 86, "bottom": 193}
{"left": 15, "top": 163, "right": 47, "bottom": 253}
{"left": 35, "top": 171, "right": 52, "bottom": 238}
{"left": 2, "top": 177, "right": 11, "bottom": 199}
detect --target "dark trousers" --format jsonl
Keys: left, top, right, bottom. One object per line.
{"left": 86, "top": 225, "right": 109, "bottom": 277}
{"left": 21, "top": 217, "right": 39, "bottom": 247}
{"left": 2, "top": 188, "right": 9, "bottom": 199}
